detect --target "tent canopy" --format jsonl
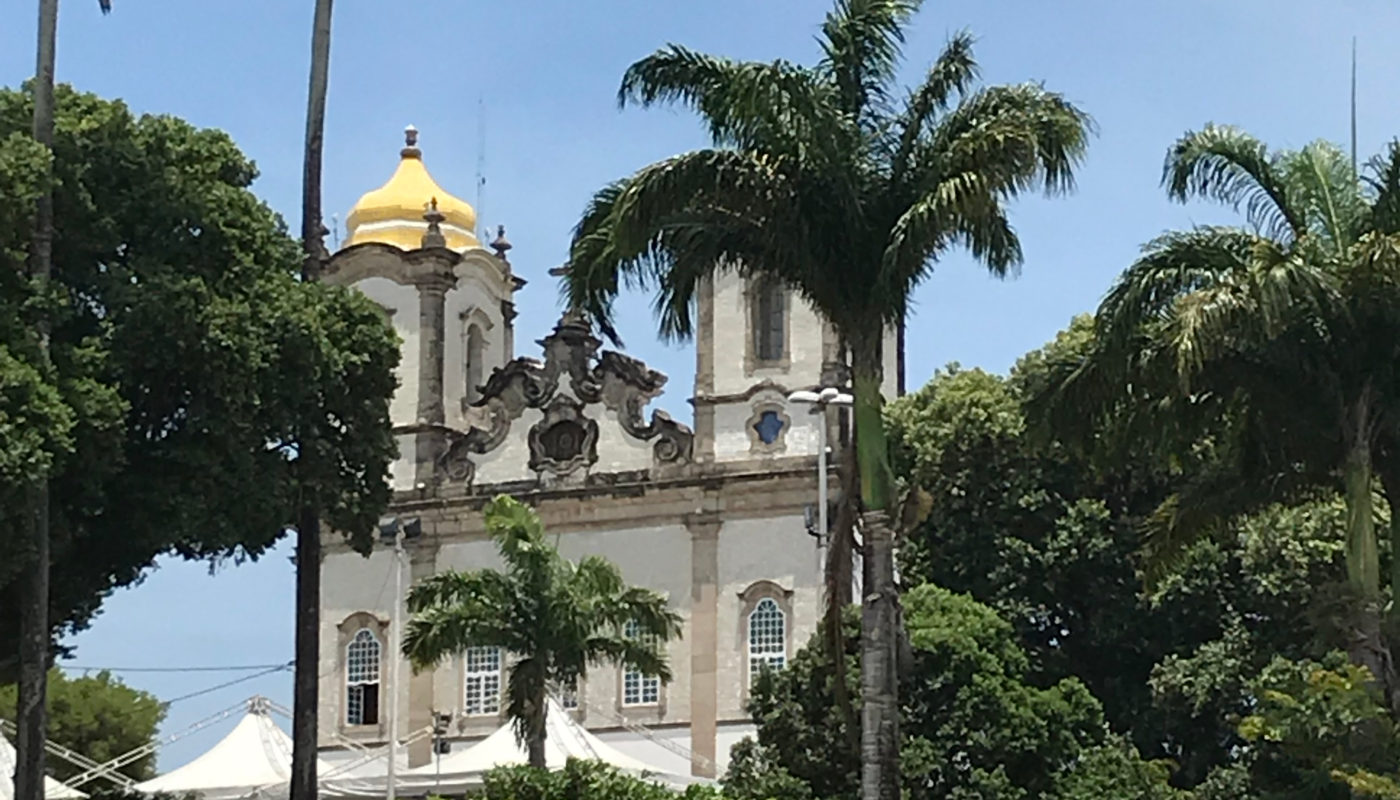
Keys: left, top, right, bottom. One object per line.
{"left": 0, "top": 735, "right": 87, "bottom": 800}
{"left": 135, "top": 698, "right": 331, "bottom": 800}
{"left": 408, "top": 698, "right": 657, "bottom": 775}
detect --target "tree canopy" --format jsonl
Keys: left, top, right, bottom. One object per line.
{"left": 0, "top": 84, "right": 399, "bottom": 674}
{"left": 0, "top": 669, "right": 163, "bottom": 781}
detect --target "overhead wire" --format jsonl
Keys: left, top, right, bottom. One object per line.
{"left": 157, "top": 662, "right": 293, "bottom": 708}
{"left": 60, "top": 663, "right": 290, "bottom": 673}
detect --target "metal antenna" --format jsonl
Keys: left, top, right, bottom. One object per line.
{"left": 1351, "top": 36, "right": 1358, "bottom": 179}
{"left": 475, "top": 95, "right": 487, "bottom": 242}
{"left": 329, "top": 213, "right": 340, "bottom": 250}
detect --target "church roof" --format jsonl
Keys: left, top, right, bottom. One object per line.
{"left": 343, "top": 126, "right": 480, "bottom": 252}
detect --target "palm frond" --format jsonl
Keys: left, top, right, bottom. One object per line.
{"left": 618, "top": 46, "right": 836, "bottom": 153}
{"left": 885, "top": 171, "right": 1019, "bottom": 295}
{"left": 565, "top": 150, "right": 797, "bottom": 345}
{"left": 402, "top": 564, "right": 526, "bottom": 671}
{"left": 893, "top": 31, "right": 978, "bottom": 175}
{"left": 98, "top": 0, "right": 111, "bottom": 12}
{"left": 1365, "top": 140, "right": 1400, "bottom": 235}
{"left": 925, "top": 83, "right": 1093, "bottom": 198}
{"left": 505, "top": 656, "right": 548, "bottom": 752}
{"left": 817, "top": 0, "right": 921, "bottom": 118}
{"left": 1279, "top": 141, "right": 1367, "bottom": 253}
{"left": 1163, "top": 125, "right": 1305, "bottom": 243}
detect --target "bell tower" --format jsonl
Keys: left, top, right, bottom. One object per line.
{"left": 690, "top": 270, "right": 897, "bottom": 464}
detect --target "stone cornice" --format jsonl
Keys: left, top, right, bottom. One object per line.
{"left": 689, "top": 379, "right": 813, "bottom": 407}
{"left": 323, "top": 456, "right": 831, "bottom": 554}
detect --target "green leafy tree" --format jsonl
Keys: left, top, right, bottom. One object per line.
{"left": 0, "top": 670, "right": 163, "bottom": 781}
{"left": 0, "top": 84, "right": 398, "bottom": 675}
{"left": 1237, "top": 653, "right": 1400, "bottom": 799}
{"left": 563, "top": 3, "right": 1092, "bottom": 795}
{"left": 403, "top": 496, "right": 681, "bottom": 769}
{"left": 1036, "top": 129, "right": 1400, "bottom": 701}
{"left": 725, "top": 585, "right": 1176, "bottom": 800}
{"left": 887, "top": 344, "right": 1347, "bottom": 788}
{"left": 476, "top": 760, "right": 719, "bottom": 800}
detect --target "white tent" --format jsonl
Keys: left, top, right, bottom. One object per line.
{"left": 409, "top": 698, "right": 660, "bottom": 776}
{"left": 0, "top": 735, "right": 87, "bottom": 800}
{"left": 135, "top": 699, "right": 331, "bottom": 800}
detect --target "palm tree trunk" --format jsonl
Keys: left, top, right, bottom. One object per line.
{"left": 15, "top": 4, "right": 59, "bottom": 800}
{"left": 527, "top": 690, "right": 547, "bottom": 769}
{"left": 291, "top": 3, "right": 333, "bottom": 800}
{"left": 1342, "top": 431, "right": 1398, "bottom": 711}
{"left": 850, "top": 332, "right": 899, "bottom": 800}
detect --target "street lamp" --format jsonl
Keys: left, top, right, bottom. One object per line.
{"left": 377, "top": 515, "right": 421, "bottom": 800}
{"left": 787, "top": 387, "right": 853, "bottom": 572}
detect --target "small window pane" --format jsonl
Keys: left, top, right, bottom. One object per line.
{"left": 622, "top": 620, "right": 660, "bottom": 706}
{"left": 754, "top": 279, "right": 785, "bottom": 362}
{"left": 748, "top": 598, "right": 786, "bottom": 683}
{"left": 753, "top": 410, "right": 785, "bottom": 445}
{"left": 464, "top": 646, "right": 501, "bottom": 716}
{"left": 346, "top": 629, "right": 381, "bottom": 726}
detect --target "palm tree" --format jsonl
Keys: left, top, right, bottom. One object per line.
{"left": 401, "top": 496, "right": 681, "bottom": 769}
{"left": 1040, "top": 126, "right": 1400, "bottom": 707}
{"left": 561, "top": 2, "right": 1091, "bottom": 796}
{"left": 291, "top": 2, "right": 334, "bottom": 800}
{"left": 15, "top": 3, "right": 108, "bottom": 799}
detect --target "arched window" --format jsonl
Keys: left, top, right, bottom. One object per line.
{"left": 465, "top": 323, "right": 486, "bottom": 404}
{"left": 464, "top": 646, "right": 501, "bottom": 716}
{"left": 748, "top": 598, "right": 786, "bottom": 682}
{"left": 346, "top": 629, "right": 381, "bottom": 725}
{"left": 622, "top": 620, "right": 660, "bottom": 706}
{"left": 752, "top": 277, "right": 785, "bottom": 363}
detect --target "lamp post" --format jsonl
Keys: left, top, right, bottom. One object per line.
{"left": 377, "top": 516, "right": 422, "bottom": 800}
{"left": 787, "top": 387, "right": 853, "bottom": 577}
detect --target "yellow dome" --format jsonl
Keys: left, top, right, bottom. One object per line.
{"left": 343, "top": 127, "right": 480, "bottom": 251}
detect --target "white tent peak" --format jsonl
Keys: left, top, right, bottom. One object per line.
{"left": 135, "top": 695, "right": 331, "bottom": 800}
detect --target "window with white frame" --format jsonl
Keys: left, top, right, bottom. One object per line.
{"left": 464, "top": 646, "right": 501, "bottom": 716}
{"left": 345, "top": 629, "right": 381, "bottom": 726}
{"left": 748, "top": 598, "right": 786, "bottom": 682}
{"left": 622, "top": 620, "right": 660, "bottom": 706}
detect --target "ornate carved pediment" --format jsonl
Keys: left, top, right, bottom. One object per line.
{"left": 528, "top": 397, "right": 599, "bottom": 477}
{"left": 442, "top": 311, "right": 695, "bottom": 486}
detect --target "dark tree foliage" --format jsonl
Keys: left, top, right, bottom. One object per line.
{"left": 0, "top": 84, "right": 399, "bottom": 674}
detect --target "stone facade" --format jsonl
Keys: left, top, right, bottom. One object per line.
{"left": 315, "top": 139, "right": 898, "bottom": 778}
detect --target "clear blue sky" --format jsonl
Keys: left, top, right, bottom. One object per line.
{"left": 3, "top": 0, "right": 1398, "bottom": 774}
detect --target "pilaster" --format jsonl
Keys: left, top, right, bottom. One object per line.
{"left": 692, "top": 275, "right": 717, "bottom": 463}
{"left": 414, "top": 279, "right": 450, "bottom": 486}
{"left": 406, "top": 541, "right": 439, "bottom": 767}
{"left": 685, "top": 510, "right": 722, "bottom": 778}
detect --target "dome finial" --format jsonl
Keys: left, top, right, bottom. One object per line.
{"left": 421, "top": 197, "right": 446, "bottom": 249}
{"left": 401, "top": 125, "right": 421, "bottom": 159}
{"left": 490, "top": 224, "right": 512, "bottom": 260}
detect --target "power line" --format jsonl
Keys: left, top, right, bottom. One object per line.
{"left": 158, "top": 662, "right": 293, "bottom": 708}
{"left": 60, "top": 663, "right": 291, "bottom": 674}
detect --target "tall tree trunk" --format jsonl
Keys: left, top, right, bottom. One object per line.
{"left": 16, "top": 3, "right": 59, "bottom": 800}
{"left": 291, "top": 4, "right": 333, "bottom": 800}
{"left": 527, "top": 686, "right": 547, "bottom": 770}
{"left": 1342, "top": 428, "right": 1398, "bottom": 711}
{"left": 850, "top": 333, "right": 899, "bottom": 800}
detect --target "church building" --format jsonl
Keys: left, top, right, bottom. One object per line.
{"left": 314, "top": 128, "right": 898, "bottom": 778}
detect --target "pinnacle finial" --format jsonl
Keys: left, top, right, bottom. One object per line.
{"left": 402, "top": 125, "right": 421, "bottom": 158}
{"left": 421, "top": 197, "right": 446, "bottom": 249}
{"left": 490, "top": 224, "right": 512, "bottom": 260}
